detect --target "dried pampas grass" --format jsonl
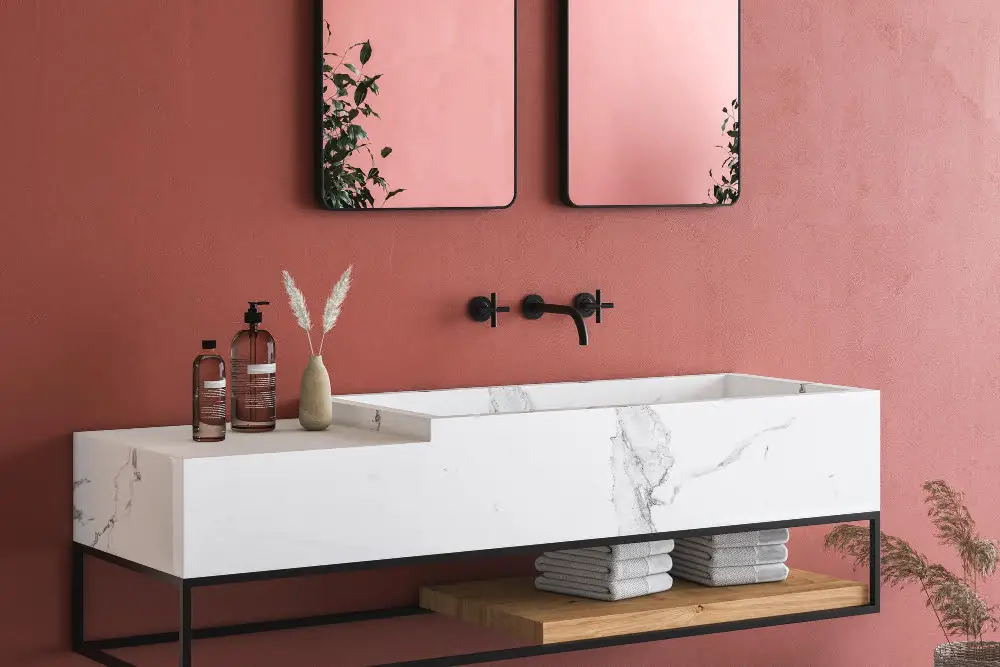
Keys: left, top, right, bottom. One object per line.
{"left": 282, "top": 270, "right": 313, "bottom": 353}
{"left": 320, "top": 266, "right": 352, "bottom": 353}
{"left": 281, "top": 266, "right": 353, "bottom": 356}
{"left": 826, "top": 480, "right": 1000, "bottom": 644}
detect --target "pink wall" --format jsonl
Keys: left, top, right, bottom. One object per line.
{"left": 2, "top": 0, "right": 1000, "bottom": 665}
{"left": 568, "top": 0, "right": 739, "bottom": 206}
{"left": 324, "top": 0, "right": 515, "bottom": 208}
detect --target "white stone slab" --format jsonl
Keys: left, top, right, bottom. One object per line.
{"left": 73, "top": 374, "right": 880, "bottom": 578}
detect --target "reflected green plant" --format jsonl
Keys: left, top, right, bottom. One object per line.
{"left": 709, "top": 99, "right": 739, "bottom": 205}
{"left": 321, "top": 21, "right": 404, "bottom": 209}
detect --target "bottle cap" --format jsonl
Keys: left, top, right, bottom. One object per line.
{"left": 202, "top": 340, "right": 216, "bottom": 349}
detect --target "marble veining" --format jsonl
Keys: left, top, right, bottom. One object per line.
{"left": 88, "top": 448, "right": 141, "bottom": 549}
{"left": 72, "top": 477, "right": 93, "bottom": 527}
{"left": 610, "top": 407, "right": 796, "bottom": 534}
{"left": 659, "top": 420, "right": 795, "bottom": 506}
{"left": 488, "top": 386, "right": 534, "bottom": 414}
{"left": 610, "top": 406, "right": 675, "bottom": 534}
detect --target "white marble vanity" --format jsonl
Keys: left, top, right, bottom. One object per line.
{"left": 73, "top": 374, "right": 879, "bottom": 579}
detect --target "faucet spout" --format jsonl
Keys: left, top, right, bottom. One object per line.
{"left": 521, "top": 295, "right": 589, "bottom": 345}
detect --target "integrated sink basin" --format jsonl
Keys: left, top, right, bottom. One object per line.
{"left": 74, "top": 374, "right": 879, "bottom": 578}
{"left": 333, "top": 373, "right": 853, "bottom": 417}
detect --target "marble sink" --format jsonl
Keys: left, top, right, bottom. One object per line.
{"left": 73, "top": 374, "right": 879, "bottom": 578}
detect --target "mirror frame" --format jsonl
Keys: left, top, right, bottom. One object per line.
{"left": 314, "top": 0, "right": 518, "bottom": 212}
{"left": 559, "top": 0, "right": 741, "bottom": 208}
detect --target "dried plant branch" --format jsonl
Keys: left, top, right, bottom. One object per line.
{"left": 281, "top": 270, "right": 314, "bottom": 355}
{"left": 925, "top": 565, "right": 999, "bottom": 641}
{"left": 824, "top": 525, "right": 873, "bottom": 572}
{"left": 824, "top": 526, "right": 932, "bottom": 588}
{"left": 824, "top": 526, "right": 952, "bottom": 641}
{"left": 826, "top": 479, "right": 1000, "bottom": 645}
{"left": 319, "top": 265, "right": 352, "bottom": 354}
{"left": 923, "top": 480, "right": 998, "bottom": 583}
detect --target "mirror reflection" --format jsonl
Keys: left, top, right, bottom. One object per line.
{"left": 564, "top": 0, "right": 740, "bottom": 207}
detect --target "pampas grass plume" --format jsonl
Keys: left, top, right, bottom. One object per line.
{"left": 320, "top": 265, "right": 352, "bottom": 352}
{"left": 282, "top": 269, "right": 314, "bottom": 354}
{"left": 281, "top": 266, "right": 353, "bottom": 356}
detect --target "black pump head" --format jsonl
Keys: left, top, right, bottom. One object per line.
{"left": 244, "top": 301, "right": 270, "bottom": 324}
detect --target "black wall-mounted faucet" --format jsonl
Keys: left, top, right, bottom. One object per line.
{"left": 522, "top": 295, "right": 589, "bottom": 346}
{"left": 467, "top": 290, "right": 614, "bottom": 346}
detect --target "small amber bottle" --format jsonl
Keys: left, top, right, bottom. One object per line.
{"left": 193, "top": 340, "right": 226, "bottom": 442}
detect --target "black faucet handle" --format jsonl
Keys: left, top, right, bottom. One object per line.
{"left": 574, "top": 289, "right": 615, "bottom": 324}
{"left": 468, "top": 293, "right": 510, "bottom": 328}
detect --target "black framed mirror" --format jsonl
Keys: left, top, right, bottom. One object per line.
{"left": 316, "top": 0, "right": 517, "bottom": 211}
{"left": 561, "top": 0, "right": 740, "bottom": 208}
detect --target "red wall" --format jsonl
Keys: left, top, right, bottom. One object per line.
{"left": 2, "top": 1, "right": 1000, "bottom": 665}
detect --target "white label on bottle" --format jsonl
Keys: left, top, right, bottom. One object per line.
{"left": 203, "top": 379, "right": 227, "bottom": 389}
{"left": 247, "top": 363, "right": 276, "bottom": 375}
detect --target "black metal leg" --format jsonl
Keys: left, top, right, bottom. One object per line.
{"left": 180, "top": 583, "right": 192, "bottom": 667}
{"left": 73, "top": 544, "right": 138, "bottom": 665}
{"left": 869, "top": 513, "right": 881, "bottom": 610}
{"left": 72, "top": 543, "right": 84, "bottom": 652}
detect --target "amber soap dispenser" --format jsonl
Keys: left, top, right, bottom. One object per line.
{"left": 230, "top": 301, "right": 276, "bottom": 432}
{"left": 193, "top": 340, "right": 226, "bottom": 442}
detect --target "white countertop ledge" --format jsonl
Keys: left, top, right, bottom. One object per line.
{"left": 82, "top": 420, "right": 425, "bottom": 459}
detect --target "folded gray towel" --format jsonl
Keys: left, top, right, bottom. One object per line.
{"left": 671, "top": 562, "right": 789, "bottom": 587}
{"left": 538, "top": 552, "right": 673, "bottom": 578}
{"left": 536, "top": 560, "right": 642, "bottom": 582}
{"left": 673, "top": 542, "right": 788, "bottom": 566}
{"left": 535, "top": 572, "right": 673, "bottom": 601}
{"left": 559, "top": 539, "right": 674, "bottom": 560}
{"left": 535, "top": 556, "right": 673, "bottom": 584}
{"left": 684, "top": 529, "right": 789, "bottom": 548}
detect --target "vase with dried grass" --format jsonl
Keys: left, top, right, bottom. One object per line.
{"left": 826, "top": 480, "right": 1000, "bottom": 666}
{"left": 281, "top": 266, "right": 352, "bottom": 431}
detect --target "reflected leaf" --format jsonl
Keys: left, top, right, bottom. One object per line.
{"left": 354, "top": 84, "right": 368, "bottom": 105}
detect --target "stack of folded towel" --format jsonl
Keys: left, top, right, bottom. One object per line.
{"left": 671, "top": 528, "right": 791, "bottom": 587}
{"left": 534, "top": 539, "right": 675, "bottom": 601}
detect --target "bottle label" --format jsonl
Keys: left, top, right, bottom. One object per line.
{"left": 247, "top": 363, "right": 276, "bottom": 375}
{"left": 203, "top": 379, "right": 227, "bottom": 389}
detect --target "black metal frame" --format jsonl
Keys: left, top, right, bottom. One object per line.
{"left": 72, "top": 511, "right": 879, "bottom": 667}
{"left": 314, "top": 0, "right": 518, "bottom": 212}
{"left": 559, "top": 0, "right": 743, "bottom": 208}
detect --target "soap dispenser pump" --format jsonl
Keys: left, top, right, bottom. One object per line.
{"left": 230, "top": 301, "right": 276, "bottom": 432}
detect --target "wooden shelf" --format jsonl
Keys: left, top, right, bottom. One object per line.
{"left": 420, "top": 569, "right": 868, "bottom": 645}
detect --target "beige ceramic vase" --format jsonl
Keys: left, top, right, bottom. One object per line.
{"left": 298, "top": 355, "right": 333, "bottom": 431}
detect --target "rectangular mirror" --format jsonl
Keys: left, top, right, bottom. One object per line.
{"left": 316, "top": 1, "right": 516, "bottom": 211}
{"left": 562, "top": 0, "right": 740, "bottom": 208}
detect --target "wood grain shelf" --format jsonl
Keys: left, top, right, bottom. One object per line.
{"left": 420, "top": 569, "right": 868, "bottom": 645}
